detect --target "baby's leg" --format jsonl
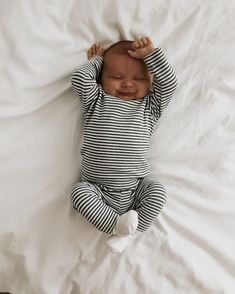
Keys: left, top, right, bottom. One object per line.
{"left": 133, "top": 178, "right": 166, "bottom": 232}
{"left": 71, "top": 181, "right": 117, "bottom": 234}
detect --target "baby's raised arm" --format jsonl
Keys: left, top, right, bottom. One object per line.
{"left": 129, "top": 36, "right": 178, "bottom": 120}
{"left": 98, "top": 36, "right": 176, "bottom": 117}
{"left": 71, "top": 43, "right": 104, "bottom": 112}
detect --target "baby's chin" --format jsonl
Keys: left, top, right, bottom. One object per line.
{"left": 115, "top": 91, "right": 138, "bottom": 100}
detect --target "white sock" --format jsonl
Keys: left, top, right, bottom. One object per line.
{"left": 114, "top": 210, "right": 138, "bottom": 236}
{"left": 106, "top": 235, "right": 132, "bottom": 254}
{"left": 106, "top": 210, "right": 138, "bottom": 254}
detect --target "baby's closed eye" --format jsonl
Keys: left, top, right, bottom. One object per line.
{"left": 134, "top": 76, "right": 149, "bottom": 81}
{"left": 108, "top": 76, "right": 123, "bottom": 80}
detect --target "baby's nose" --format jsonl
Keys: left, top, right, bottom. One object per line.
{"left": 122, "top": 80, "right": 133, "bottom": 87}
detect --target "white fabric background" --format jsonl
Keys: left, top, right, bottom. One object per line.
{"left": 0, "top": 0, "right": 235, "bottom": 293}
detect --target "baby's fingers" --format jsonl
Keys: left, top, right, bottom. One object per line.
{"left": 132, "top": 40, "right": 141, "bottom": 50}
{"left": 132, "top": 37, "right": 152, "bottom": 50}
{"left": 87, "top": 43, "right": 103, "bottom": 59}
{"left": 87, "top": 44, "right": 96, "bottom": 59}
{"left": 92, "top": 43, "right": 100, "bottom": 55}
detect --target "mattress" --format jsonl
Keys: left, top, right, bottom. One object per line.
{"left": 0, "top": 0, "right": 235, "bottom": 293}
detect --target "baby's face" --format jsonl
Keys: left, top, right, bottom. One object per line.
{"left": 101, "top": 53, "right": 152, "bottom": 100}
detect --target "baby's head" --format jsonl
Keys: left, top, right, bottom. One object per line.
{"left": 100, "top": 41, "right": 152, "bottom": 100}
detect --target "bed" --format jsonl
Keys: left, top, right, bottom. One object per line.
{"left": 1, "top": 0, "right": 235, "bottom": 293}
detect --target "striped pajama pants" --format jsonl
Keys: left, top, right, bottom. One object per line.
{"left": 71, "top": 177, "right": 166, "bottom": 234}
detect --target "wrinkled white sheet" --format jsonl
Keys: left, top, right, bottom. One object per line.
{"left": 1, "top": 0, "right": 235, "bottom": 293}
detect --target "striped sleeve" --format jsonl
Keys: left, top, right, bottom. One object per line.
{"left": 144, "top": 48, "right": 178, "bottom": 120}
{"left": 71, "top": 56, "right": 103, "bottom": 112}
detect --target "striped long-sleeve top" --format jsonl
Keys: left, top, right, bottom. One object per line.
{"left": 71, "top": 48, "right": 178, "bottom": 190}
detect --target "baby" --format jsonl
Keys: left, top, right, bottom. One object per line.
{"left": 71, "top": 37, "right": 178, "bottom": 254}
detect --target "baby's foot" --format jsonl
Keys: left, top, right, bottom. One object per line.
{"left": 87, "top": 43, "right": 104, "bottom": 59}
{"left": 114, "top": 210, "right": 138, "bottom": 236}
{"left": 106, "top": 235, "right": 133, "bottom": 254}
{"left": 106, "top": 210, "right": 138, "bottom": 254}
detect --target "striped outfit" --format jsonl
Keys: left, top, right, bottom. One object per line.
{"left": 71, "top": 48, "right": 178, "bottom": 234}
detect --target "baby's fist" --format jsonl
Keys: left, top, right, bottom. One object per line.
{"left": 87, "top": 43, "right": 104, "bottom": 60}
{"left": 128, "top": 37, "right": 155, "bottom": 59}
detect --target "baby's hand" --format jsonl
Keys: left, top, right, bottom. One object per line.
{"left": 128, "top": 37, "right": 155, "bottom": 59}
{"left": 87, "top": 43, "right": 104, "bottom": 60}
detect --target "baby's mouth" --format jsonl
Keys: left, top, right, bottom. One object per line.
{"left": 117, "top": 91, "right": 136, "bottom": 96}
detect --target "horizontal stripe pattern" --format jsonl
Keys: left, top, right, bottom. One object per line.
{"left": 71, "top": 178, "right": 167, "bottom": 234}
{"left": 71, "top": 48, "right": 178, "bottom": 190}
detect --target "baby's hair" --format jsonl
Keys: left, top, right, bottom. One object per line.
{"left": 103, "top": 40, "right": 134, "bottom": 58}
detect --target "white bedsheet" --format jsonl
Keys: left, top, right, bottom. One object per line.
{"left": 1, "top": 0, "right": 235, "bottom": 293}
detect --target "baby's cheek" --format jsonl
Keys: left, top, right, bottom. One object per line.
{"left": 112, "top": 81, "right": 122, "bottom": 90}
{"left": 140, "top": 81, "right": 151, "bottom": 91}
{"left": 103, "top": 80, "right": 119, "bottom": 96}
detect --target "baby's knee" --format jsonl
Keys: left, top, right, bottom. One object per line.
{"left": 71, "top": 182, "right": 85, "bottom": 197}
{"left": 154, "top": 182, "right": 166, "bottom": 199}
{"left": 70, "top": 182, "right": 94, "bottom": 209}
{"left": 144, "top": 179, "right": 167, "bottom": 204}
